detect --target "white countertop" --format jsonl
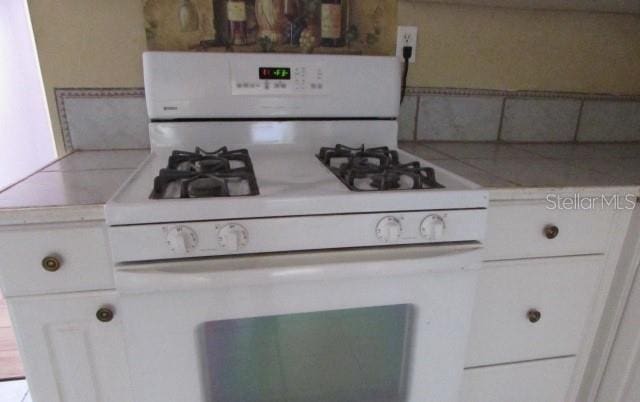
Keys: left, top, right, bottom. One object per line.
{"left": 0, "top": 144, "right": 638, "bottom": 225}
{"left": 0, "top": 150, "right": 148, "bottom": 225}
{"left": 400, "top": 142, "right": 640, "bottom": 200}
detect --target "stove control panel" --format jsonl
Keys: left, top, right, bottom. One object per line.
{"left": 110, "top": 210, "right": 486, "bottom": 262}
{"left": 231, "top": 61, "right": 326, "bottom": 96}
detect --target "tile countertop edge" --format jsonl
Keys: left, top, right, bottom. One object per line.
{"left": 488, "top": 185, "right": 640, "bottom": 202}
{"left": 0, "top": 205, "right": 106, "bottom": 226}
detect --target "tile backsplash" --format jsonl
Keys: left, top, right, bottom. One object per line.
{"left": 577, "top": 101, "right": 640, "bottom": 142}
{"left": 417, "top": 94, "right": 503, "bottom": 141}
{"left": 398, "top": 95, "right": 418, "bottom": 141}
{"left": 56, "top": 87, "right": 640, "bottom": 152}
{"left": 401, "top": 88, "right": 640, "bottom": 143}
{"left": 501, "top": 98, "right": 581, "bottom": 142}
{"left": 55, "top": 88, "right": 149, "bottom": 152}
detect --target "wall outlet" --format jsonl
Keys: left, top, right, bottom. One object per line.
{"left": 396, "top": 26, "right": 418, "bottom": 63}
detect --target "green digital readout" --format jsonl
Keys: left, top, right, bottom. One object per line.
{"left": 259, "top": 67, "right": 291, "bottom": 80}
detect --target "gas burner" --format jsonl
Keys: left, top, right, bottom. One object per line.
{"left": 150, "top": 147, "right": 259, "bottom": 199}
{"left": 317, "top": 144, "right": 444, "bottom": 191}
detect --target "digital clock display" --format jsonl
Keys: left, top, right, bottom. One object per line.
{"left": 259, "top": 67, "right": 291, "bottom": 80}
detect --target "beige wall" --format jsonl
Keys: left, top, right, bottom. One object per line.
{"left": 27, "top": 0, "right": 640, "bottom": 153}
{"left": 27, "top": 0, "right": 146, "bottom": 154}
{"left": 399, "top": 1, "right": 640, "bottom": 94}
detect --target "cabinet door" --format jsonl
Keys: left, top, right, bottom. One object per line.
{"left": 7, "top": 291, "right": 132, "bottom": 402}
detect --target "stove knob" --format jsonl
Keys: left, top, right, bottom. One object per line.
{"left": 166, "top": 225, "right": 199, "bottom": 254}
{"left": 420, "top": 214, "right": 446, "bottom": 241}
{"left": 218, "top": 223, "right": 249, "bottom": 251}
{"left": 376, "top": 216, "right": 403, "bottom": 242}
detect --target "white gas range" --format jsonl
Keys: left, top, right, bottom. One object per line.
{"left": 106, "top": 52, "right": 488, "bottom": 402}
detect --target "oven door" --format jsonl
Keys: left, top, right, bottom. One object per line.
{"left": 115, "top": 244, "right": 482, "bottom": 402}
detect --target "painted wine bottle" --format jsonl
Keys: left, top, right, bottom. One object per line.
{"left": 320, "top": 0, "right": 344, "bottom": 47}
{"left": 227, "top": 0, "right": 247, "bottom": 45}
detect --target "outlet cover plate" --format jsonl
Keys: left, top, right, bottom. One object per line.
{"left": 396, "top": 26, "right": 418, "bottom": 63}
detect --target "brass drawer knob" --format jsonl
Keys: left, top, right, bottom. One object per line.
{"left": 527, "top": 309, "right": 542, "bottom": 323}
{"left": 96, "top": 307, "right": 114, "bottom": 323}
{"left": 543, "top": 224, "right": 559, "bottom": 239}
{"left": 41, "top": 255, "right": 62, "bottom": 272}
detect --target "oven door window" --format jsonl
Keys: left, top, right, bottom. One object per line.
{"left": 201, "top": 304, "right": 412, "bottom": 402}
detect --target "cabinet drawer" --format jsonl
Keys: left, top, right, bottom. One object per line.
{"left": 0, "top": 223, "right": 113, "bottom": 297}
{"left": 461, "top": 357, "right": 575, "bottom": 402}
{"left": 485, "top": 202, "right": 614, "bottom": 260}
{"left": 466, "top": 256, "right": 602, "bottom": 367}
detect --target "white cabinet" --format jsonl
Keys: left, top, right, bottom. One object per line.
{"left": 465, "top": 198, "right": 634, "bottom": 402}
{"left": 0, "top": 221, "right": 129, "bottom": 402}
{"left": 7, "top": 291, "right": 133, "bottom": 402}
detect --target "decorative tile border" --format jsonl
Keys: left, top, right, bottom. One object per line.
{"left": 405, "top": 86, "right": 640, "bottom": 102}
{"left": 55, "top": 88, "right": 145, "bottom": 151}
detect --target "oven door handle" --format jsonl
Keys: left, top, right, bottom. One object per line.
{"left": 115, "top": 244, "right": 483, "bottom": 294}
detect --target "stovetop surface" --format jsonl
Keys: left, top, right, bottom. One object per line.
{"left": 107, "top": 143, "right": 487, "bottom": 225}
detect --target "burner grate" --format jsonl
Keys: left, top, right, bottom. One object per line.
{"left": 150, "top": 147, "right": 259, "bottom": 199}
{"left": 317, "top": 144, "right": 444, "bottom": 191}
